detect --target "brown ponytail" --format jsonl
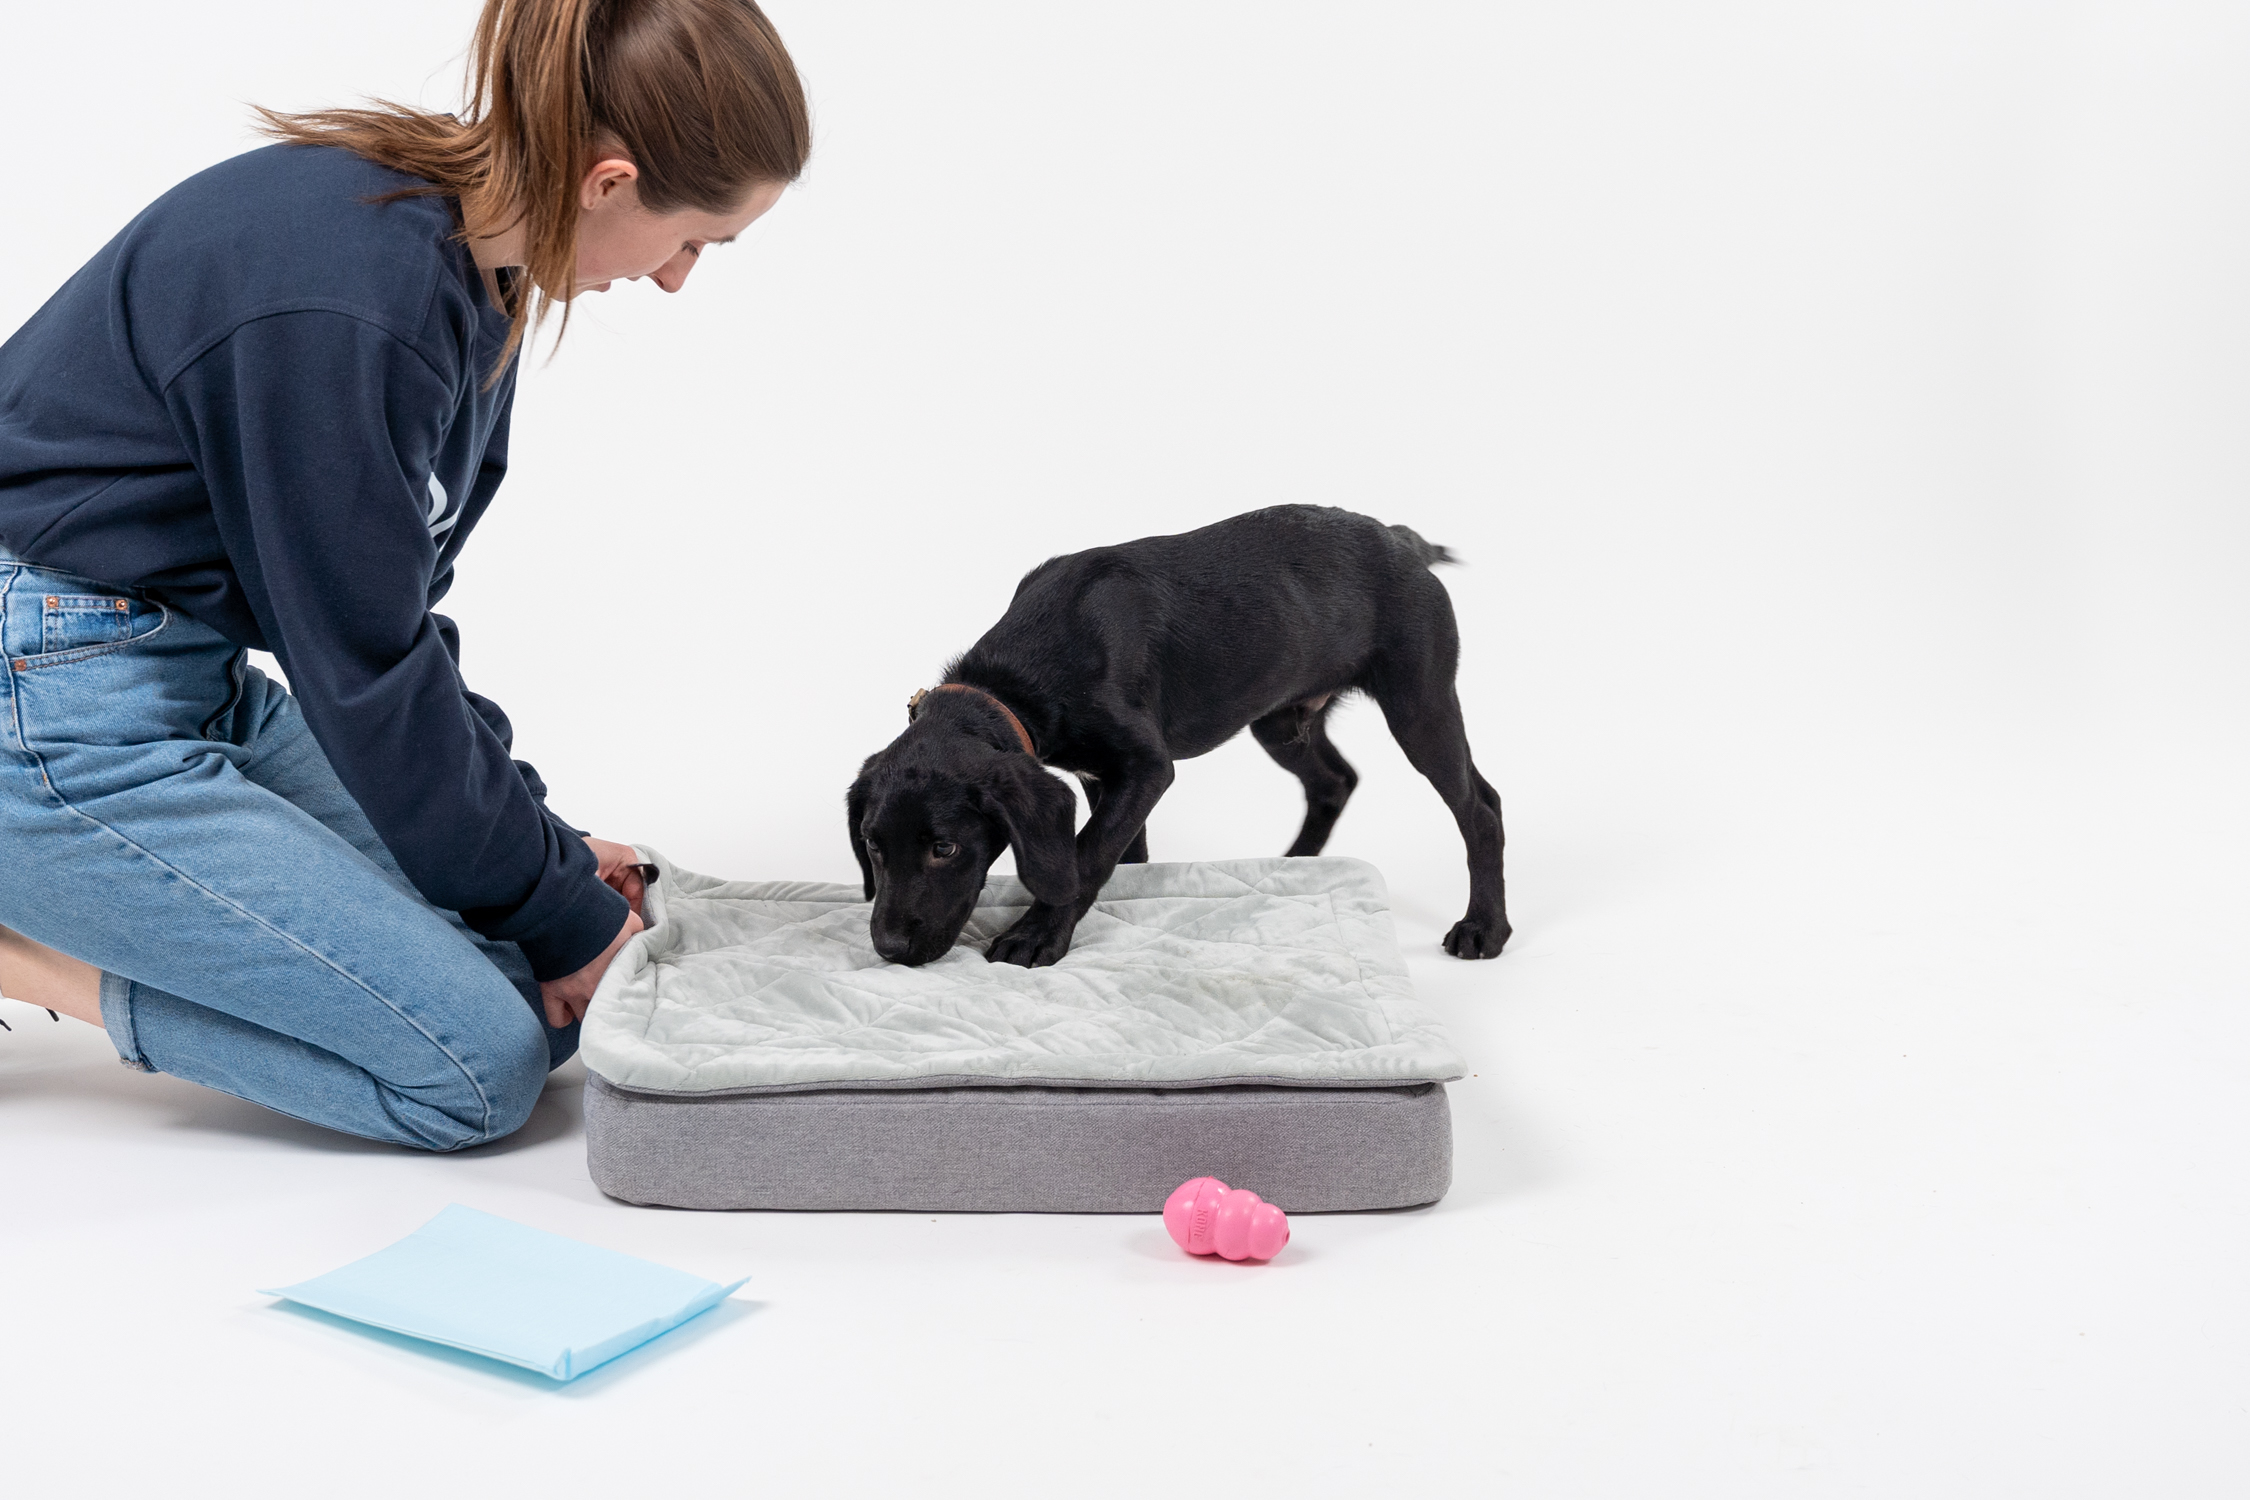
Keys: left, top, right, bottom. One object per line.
{"left": 256, "top": 0, "right": 810, "bottom": 370}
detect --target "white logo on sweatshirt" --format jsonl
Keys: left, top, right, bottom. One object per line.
{"left": 426, "top": 473, "right": 461, "bottom": 541}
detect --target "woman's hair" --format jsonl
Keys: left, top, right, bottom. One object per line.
{"left": 257, "top": 0, "right": 809, "bottom": 368}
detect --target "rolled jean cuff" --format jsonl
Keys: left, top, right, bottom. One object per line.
{"left": 100, "top": 970, "right": 154, "bottom": 1072}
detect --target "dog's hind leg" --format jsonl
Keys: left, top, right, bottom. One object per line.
{"left": 1366, "top": 674, "right": 1509, "bottom": 959}
{"left": 1251, "top": 704, "right": 1359, "bottom": 856}
{"left": 1078, "top": 774, "right": 1149, "bottom": 864}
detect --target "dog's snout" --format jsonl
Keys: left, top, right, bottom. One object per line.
{"left": 871, "top": 904, "right": 966, "bottom": 966}
{"left": 875, "top": 935, "right": 947, "bottom": 967}
{"left": 871, "top": 909, "right": 935, "bottom": 965}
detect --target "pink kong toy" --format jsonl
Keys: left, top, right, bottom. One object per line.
{"left": 1163, "top": 1177, "right": 1291, "bottom": 1262}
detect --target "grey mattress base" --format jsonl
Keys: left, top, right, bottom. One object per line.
{"left": 584, "top": 1072, "right": 1452, "bottom": 1214}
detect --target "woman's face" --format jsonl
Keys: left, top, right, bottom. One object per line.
{"left": 573, "top": 164, "right": 786, "bottom": 295}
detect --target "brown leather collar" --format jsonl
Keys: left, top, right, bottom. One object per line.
{"left": 907, "top": 683, "right": 1038, "bottom": 759}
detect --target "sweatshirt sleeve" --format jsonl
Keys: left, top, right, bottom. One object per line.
{"left": 432, "top": 611, "right": 587, "bottom": 836}
{"left": 163, "top": 310, "right": 627, "bottom": 980}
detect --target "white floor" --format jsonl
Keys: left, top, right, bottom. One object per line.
{"left": 7, "top": 714, "right": 2244, "bottom": 1497}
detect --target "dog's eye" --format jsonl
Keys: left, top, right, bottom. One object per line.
{"left": 931, "top": 839, "right": 960, "bottom": 859}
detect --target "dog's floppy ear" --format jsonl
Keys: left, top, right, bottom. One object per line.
{"left": 846, "top": 754, "right": 882, "bottom": 900}
{"left": 978, "top": 757, "right": 1079, "bottom": 907}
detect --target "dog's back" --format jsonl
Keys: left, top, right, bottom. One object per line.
{"left": 962, "top": 506, "right": 1457, "bottom": 752}
{"left": 1005, "top": 504, "right": 1449, "bottom": 603}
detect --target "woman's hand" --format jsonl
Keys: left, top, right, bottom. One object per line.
{"left": 536, "top": 837, "right": 650, "bottom": 1028}
{"left": 584, "top": 835, "right": 650, "bottom": 919}
{"left": 539, "top": 907, "right": 643, "bottom": 1029}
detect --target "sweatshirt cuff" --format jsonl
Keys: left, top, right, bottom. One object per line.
{"left": 503, "top": 871, "right": 632, "bottom": 982}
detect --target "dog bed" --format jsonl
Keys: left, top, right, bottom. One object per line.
{"left": 580, "top": 853, "right": 1467, "bottom": 1212}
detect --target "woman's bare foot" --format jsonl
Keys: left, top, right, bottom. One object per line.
{"left": 0, "top": 925, "right": 102, "bottom": 1026}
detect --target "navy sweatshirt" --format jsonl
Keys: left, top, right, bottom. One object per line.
{"left": 0, "top": 144, "right": 627, "bottom": 981}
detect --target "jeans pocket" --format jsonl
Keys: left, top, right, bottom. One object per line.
{"left": 40, "top": 593, "right": 134, "bottom": 655}
{"left": 11, "top": 594, "right": 168, "bottom": 671}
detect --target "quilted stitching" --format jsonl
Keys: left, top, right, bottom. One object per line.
{"left": 581, "top": 854, "right": 1468, "bottom": 1092}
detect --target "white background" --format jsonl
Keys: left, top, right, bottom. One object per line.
{"left": 4, "top": 1, "right": 2246, "bottom": 1494}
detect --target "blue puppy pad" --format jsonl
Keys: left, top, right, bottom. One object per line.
{"left": 261, "top": 1204, "right": 747, "bottom": 1381}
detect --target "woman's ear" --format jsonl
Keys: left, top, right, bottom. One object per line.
{"left": 846, "top": 755, "right": 882, "bottom": 900}
{"left": 978, "top": 759, "right": 1080, "bottom": 908}
{"left": 580, "top": 156, "right": 641, "bottom": 210}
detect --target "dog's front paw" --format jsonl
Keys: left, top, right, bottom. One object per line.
{"left": 1443, "top": 913, "right": 1510, "bottom": 960}
{"left": 987, "top": 908, "right": 1078, "bottom": 968}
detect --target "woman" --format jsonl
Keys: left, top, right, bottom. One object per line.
{"left": 0, "top": 0, "right": 808, "bottom": 1148}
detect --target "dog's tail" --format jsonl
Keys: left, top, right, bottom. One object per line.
{"left": 1389, "top": 523, "right": 1457, "bottom": 569}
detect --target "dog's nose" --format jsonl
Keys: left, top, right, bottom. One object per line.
{"left": 898, "top": 927, "right": 961, "bottom": 967}
{"left": 872, "top": 917, "right": 923, "bottom": 964}
{"left": 875, "top": 930, "right": 954, "bottom": 967}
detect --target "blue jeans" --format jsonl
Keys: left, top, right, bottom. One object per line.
{"left": 0, "top": 549, "right": 574, "bottom": 1149}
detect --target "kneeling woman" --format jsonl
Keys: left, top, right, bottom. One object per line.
{"left": 0, "top": 0, "right": 806, "bottom": 1148}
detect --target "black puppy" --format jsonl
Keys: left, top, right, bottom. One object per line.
{"left": 847, "top": 504, "right": 1508, "bottom": 968}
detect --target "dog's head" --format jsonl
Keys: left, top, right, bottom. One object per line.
{"left": 847, "top": 714, "right": 1078, "bottom": 966}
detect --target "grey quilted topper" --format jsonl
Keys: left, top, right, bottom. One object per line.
{"left": 581, "top": 854, "right": 1469, "bottom": 1095}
